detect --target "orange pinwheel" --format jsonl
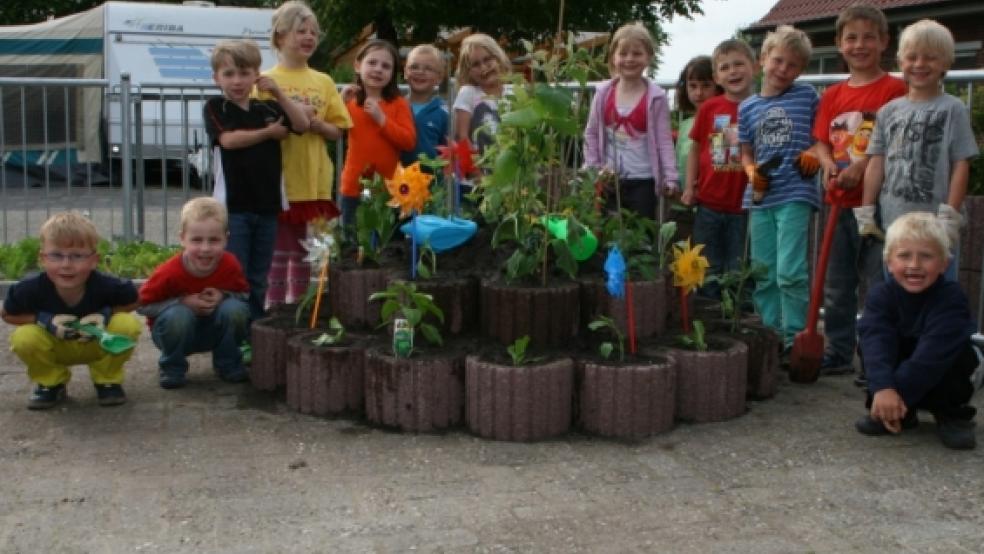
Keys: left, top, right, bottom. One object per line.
{"left": 385, "top": 162, "right": 433, "bottom": 218}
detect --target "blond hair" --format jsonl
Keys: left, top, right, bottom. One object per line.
{"left": 608, "top": 22, "right": 656, "bottom": 75}
{"left": 210, "top": 39, "right": 262, "bottom": 72}
{"left": 883, "top": 211, "right": 951, "bottom": 262}
{"left": 180, "top": 197, "right": 228, "bottom": 234}
{"left": 712, "top": 38, "right": 757, "bottom": 70}
{"left": 455, "top": 34, "right": 509, "bottom": 86}
{"left": 270, "top": 1, "right": 320, "bottom": 53}
{"left": 836, "top": 4, "right": 889, "bottom": 40}
{"left": 760, "top": 25, "right": 813, "bottom": 66}
{"left": 39, "top": 211, "right": 100, "bottom": 251}
{"left": 407, "top": 44, "right": 446, "bottom": 76}
{"left": 898, "top": 19, "right": 955, "bottom": 68}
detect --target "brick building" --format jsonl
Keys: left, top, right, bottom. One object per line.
{"left": 742, "top": 0, "right": 984, "bottom": 74}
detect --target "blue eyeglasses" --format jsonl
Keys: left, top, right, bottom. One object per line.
{"left": 42, "top": 252, "right": 95, "bottom": 263}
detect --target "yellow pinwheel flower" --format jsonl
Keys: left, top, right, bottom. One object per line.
{"left": 670, "top": 239, "right": 709, "bottom": 293}
{"left": 385, "top": 162, "right": 433, "bottom": 218}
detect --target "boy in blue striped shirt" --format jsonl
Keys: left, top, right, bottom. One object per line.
{"left": 739, "top": 25, "right": 820, "bottom": 349}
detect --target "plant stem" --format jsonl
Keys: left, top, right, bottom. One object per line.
{"left": 679, "top": 287, "right": 690, "bottom": 334}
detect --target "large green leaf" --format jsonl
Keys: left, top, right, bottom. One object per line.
{"left": 491, "top": 147, "right": 520, "bottom": 188}
{"left": 533, "top": 84, "right": 572, "bottom": 117}
{"left": 501, "top": 106, "right": 541, "bottom": 129}
{"left": 492, "top": 216, "right": 519, "bottom": 248}
{"left": 551, "top": 238, "right": 578, "bottom": 279}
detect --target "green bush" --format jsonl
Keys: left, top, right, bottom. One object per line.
{"left": 0, "top": 238, "right": 179, "bottom": 280}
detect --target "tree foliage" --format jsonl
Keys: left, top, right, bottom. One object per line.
{"left": 315, "top": 0, "right": 704, "bottom": 68}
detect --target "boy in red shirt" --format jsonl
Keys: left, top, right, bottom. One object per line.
{"left": 813, "top": 4, "right": 906, "bottom": 377}
{"left": 139, "top": 198, "right": 250, "bottom": 389}
{"left": 681, "top": 38, "right": 757, "bottom": 298}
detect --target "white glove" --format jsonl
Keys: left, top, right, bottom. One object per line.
{"left": 853, "top": 205, "right": 884, "bottom": 241}
{"left": 936, "top": 203, "right": 962, "bottom": 247}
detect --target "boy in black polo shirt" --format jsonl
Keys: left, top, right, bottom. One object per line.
{"left": 204, "top": 39, "right": 309, "bottom": 321}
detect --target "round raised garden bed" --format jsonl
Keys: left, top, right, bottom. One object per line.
{"left": 413, "top": 276, "right": 479, "bottom": 336}
{"left": 577, "top": 354, "right": 676, "bottom": 439}
{"left": 480, "top": 280, "right": 580, "bottom": 348}
{"left": 647, "top": 336, "right": 748, "bottom": 423}
{"left": 580, "top": 276, "right": 667, "bottom": 340}
{"left": 465, "top": 355, "right": 573, "bottom": 442}
{"left": 364, "top": 347, "right": 465, "bottom": 433}
{"left": 329, "top": 265, "right": 394, "bottom": 331}
{"left": 285, "top": 331, "right": 366, "bottom": 417}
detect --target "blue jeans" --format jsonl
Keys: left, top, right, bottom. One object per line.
{"left": 150, "top": 298, "right": 250, "bottom": 380}
{"left": 693, "top": 205, "right": 747, "bottom": 299}
{"left": 750, "top": 201, "right": 811, "bottom": 347}
{"left": 227, "top": 212, "right": 278, "bottom": 321}
{"left": 822, "top": 208, "right": 887, "bottom": 363}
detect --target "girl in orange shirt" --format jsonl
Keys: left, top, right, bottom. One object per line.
{"left": 340, "top": 40, "right": 416, "bottom": 231}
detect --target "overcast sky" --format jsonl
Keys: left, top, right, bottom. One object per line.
{"left": 653, "top": 0, "right": 778, "bottom": 84}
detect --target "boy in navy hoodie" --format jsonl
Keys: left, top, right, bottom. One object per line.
{"left": 856, "top": 212, "right": 981, "bottom": 449}
{"left": 401, "top": 44, "right": 449, "bottom": 167}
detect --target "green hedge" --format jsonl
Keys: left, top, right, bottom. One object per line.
{"left": 0, "top": 239, "right": 180, "bottom": 280}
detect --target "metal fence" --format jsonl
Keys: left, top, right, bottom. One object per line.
{"left": 2, "top": 69, "right": 983, "bottom": 325}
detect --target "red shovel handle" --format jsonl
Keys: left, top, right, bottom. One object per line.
{"left": 805, "top": 203, "right": 841, "bottom": 333}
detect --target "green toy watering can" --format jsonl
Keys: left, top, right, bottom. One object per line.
{"left": 542, "top": 215, "right": 598, "bottom": 261}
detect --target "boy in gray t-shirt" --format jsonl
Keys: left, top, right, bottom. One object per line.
{"left": 857, "top": 19, "right": 979, "bottom": 275}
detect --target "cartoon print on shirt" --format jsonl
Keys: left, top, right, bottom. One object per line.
{"left": 757, "top": 106, "right": 792, "bottom": 148}
{"left": 850, "top": 112, "right": 875, "bottom": 159}
{"left": 883, "top": 108, "right": 947, "bottom": 204}
{"left": 708, "top": 113, "right": 741, "bottom": 170}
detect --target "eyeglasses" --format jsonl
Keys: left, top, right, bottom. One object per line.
{"left": 407, "top": 63, "right": 438, "bottom": 74}
{"left": 42, "top": 251, "right": 95, "bottom": 264}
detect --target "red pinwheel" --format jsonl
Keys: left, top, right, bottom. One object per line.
{"left": 436, "top": 138, "right": 476, "bottom": 178}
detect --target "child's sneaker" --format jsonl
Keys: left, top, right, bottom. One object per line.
{"left": 934, "top": 415, "right": 977, "bottom": 450}
{"left": 159, "top": 371, "right": 187, "bottom": 390}
{"left": 28, "top": 383, "right": 66, "bottom": 410}
{"left": 217, "top": 368, "right": 249, "bottom": 383}
{"left": 820, "top": 354, "right": 854, "bottom": 376}
{"left": 94, "top": 383, "right": 127, "bottom": 407}
{"left": 855, "top": 411, "right": 918, "bottom": 436}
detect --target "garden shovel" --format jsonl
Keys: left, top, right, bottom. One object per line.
{"left": 789, "top": 186, "right": 843, "bottom": 383}
{"left": 66, "top": 321, "right": 136, "bottom": 355}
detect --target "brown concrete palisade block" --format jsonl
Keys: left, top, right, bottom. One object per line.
{"left": 364, "top": 349, "right": 465, "bottom": 432}
{"left": 728, "top": 324, "right": 779, "bottom": 400}
{"left": 652, "top": 337, "right": 748, "bottom": 423}
{"left": 577, "top": 355, "right": 676, "bottom": 439}
{"left": 959, "top": 195, "right": 984, "bottom": 272}
{"left": 580, "top": 276, "right": 667, "bottom": 340}
{"left": 479, "top": 280, "right": 580, "bottom": 348}
{"left": 250, "top": 315, "right": 297, "bottom": 391}
{"left": 465, "top": 356, "right": 574, "bottom": 442}
{"left": 413, "top": 276, "right": 479, "bottom": 336}
{"left": 329, "top": 265, "right": 393, "bottom": 331}
{"left": 285, "top": 331, "right": 366, "bottom": 417}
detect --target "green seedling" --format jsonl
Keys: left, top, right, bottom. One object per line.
{"left": 587, "top": 315, "right": 624, "bottom": 361}
{"left": 312, "top": 317, "right": 346, "bottom": 346}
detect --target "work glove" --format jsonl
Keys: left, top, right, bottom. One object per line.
{"left": 937, "top": 203, "right": 962, "bottom": 247}
{"left": 794, "top": 150, "right": 821, "bottom": 179}
{"left": 853, "top": 205, "right": 885, "bottom": 241}
{"left": 76, "top": 307, "right": 113, "bottom": 342}
{"left": 36, "top": 312, "right": 81, "bottom": 340}
{"left": 745, "top": 156, "right": 782, "bottom": 205}
{"left": 744, "top": 164, "right": 770, "bottom": 205}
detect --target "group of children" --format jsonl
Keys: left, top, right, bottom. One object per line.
{"left": 1, "top": 2, "right": 981, "bottom": 449}
{"left": 665, "top": 6, "right": 980, "bottom": 449}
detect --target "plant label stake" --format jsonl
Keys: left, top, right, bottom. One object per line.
{"left": 393, "top": 318, "right": 413, "bottom": 358}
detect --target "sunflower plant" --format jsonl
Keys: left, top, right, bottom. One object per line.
{"left": 354, "top": 173, "right": 400, "bottom": 266}
{"left": 478, "top": 36, "right": 604, "bottom": 286}
{"left": 670, "top": 238, "right": 710, "bottom": 336}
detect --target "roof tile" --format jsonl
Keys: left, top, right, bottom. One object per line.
{"left": 750, "top": 0, "right": 944, "bottom": 29}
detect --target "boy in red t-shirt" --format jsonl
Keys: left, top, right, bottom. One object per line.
{"left": 681, "top": 38, "right": 757, "bottom": 298}
{"left": 139, "top": 198, "right": 250, "bottom": 389}
{"left": 813, "top": 4, "right": 906, "bottom": 378}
